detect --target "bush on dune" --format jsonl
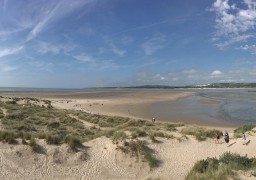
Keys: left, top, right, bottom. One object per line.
{"left": 234, "top": 124, "right": 256, "bottom": 138}
{"left": 181, "top": 127, "right": 223, "bottom": 141}
{"left": 65, "top": 135, "right": 82, "bottom": 150}
{"left": 186, "top": 152, "right": 256, "bottom": 180}
{"left": 119, "top": 140, "right": 158, "bottom": 169}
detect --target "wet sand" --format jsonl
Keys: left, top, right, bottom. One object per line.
{"left": 0, "top": 88, "right": 254, "bottom": 128}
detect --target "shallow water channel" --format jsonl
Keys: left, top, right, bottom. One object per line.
{"left": 150, "top": 89, "right": 256, "bottom": 127}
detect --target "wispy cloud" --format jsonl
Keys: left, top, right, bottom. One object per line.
{"left": 112, "top": 17, "right": 187, "bottom": 37}
{"left": 141, "top": 34, "right": 166, "bottom": 55}
{"left": 0, "top": 46, "right": 23, "bottom": 58}
{"left": 111, "top": 44, "right": 126, "bottom": 56}
{"left": 26, "top": 0, "right": 94, "bottom": 41}
{"left": 216, "top": 34, "right": 252, "bottom": 48}
{"left": 73, "top": 53, "right": 125, "bottom": 70}
{"left": 28, "top": 60, "right": 54, "bottom": 72}
{"left": 237, "top": 44, "right": 256, "bottom": 54}
{"left": 0, "top": 62, "right": 18, "bottom": 72}
{"left": 36, "top": 41, "right": 74, "bottom": 55}
{"left": 107, "top": 41, "right": 126, "bottom": 56}
{"left": 73, "top": 55, "right": 96, "bottom": 63}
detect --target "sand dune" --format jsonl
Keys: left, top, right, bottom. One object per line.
{"left": 1, "top": 131, "right": 256, "bottom": 180}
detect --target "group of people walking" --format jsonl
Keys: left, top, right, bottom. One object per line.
{"left": 216, "top": 130, "right": 247, "bottom": 145}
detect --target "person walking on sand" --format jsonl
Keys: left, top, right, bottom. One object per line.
{"left": 242, "top": 132, "right": 246, "bottom": 145}
{"left": 224, "top": 131, "right": 229, "bottom": 144}
{"left": 215, "top": 134, "right": 220, "bottom": 144}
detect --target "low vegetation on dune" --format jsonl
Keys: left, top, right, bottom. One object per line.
{"left": 0, "top": 96, "right": 232, "bottom": 171}
{"left": 118, "top": 140, "right": 159, "bottom": 169}
{"left": 234, "top": 124, "right": 256, "bottom": 138}
{"left": 186, "top": 152, "right": 256, "bottom": 180}
{"left": 181, "top": 127, "right": 223, "bottom": 141}
{"left": 0, "top": 96, "right": 184, "bottom": 168}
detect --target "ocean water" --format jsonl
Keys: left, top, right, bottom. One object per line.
{"left": 150, "top": 89, "right": 256, "bottom": 127}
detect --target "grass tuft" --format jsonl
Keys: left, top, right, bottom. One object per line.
{"left": 234, "top": 124, "right": 256, "bottom": 138}
{"left": 181, "top": 127, "right": 223, "bottom": 141}
{"left": 186, "top": 152, "right": 256, "bottom": 180}
{"left": 29, "top": 137, "right": 39, "bottom": 152}
{"left": 119, "top": 140, "right": 158, "bottom": 169}
{"left": 65, "top": 135, "right": 82, "bottom": 150}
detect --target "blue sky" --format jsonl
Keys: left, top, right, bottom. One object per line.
{"left": 1, "top": 0, "right": 256, "bottom": 88}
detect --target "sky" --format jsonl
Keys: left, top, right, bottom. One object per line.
{"left": 1, "top": 0, "right": 256, "bottom": 88}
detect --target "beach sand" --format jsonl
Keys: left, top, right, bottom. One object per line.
{"left": 0, "top": 90, "right": 254, "bottom": 179}
{"left": 0, "top": 90, "right": 194, "bottom": 123}
{"left": 1, "top": 131, "right": 256, "bottom": 180}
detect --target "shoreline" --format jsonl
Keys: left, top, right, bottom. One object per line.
{"left": 0, "top": 89, "right": 249, "bottom": 128}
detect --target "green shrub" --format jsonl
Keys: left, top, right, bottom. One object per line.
{"left": 149, "top": 134, "right": 157, "bottom": 143}
{"left": 181, "top": 127, "right": 222, "bottom": 141}
{"left": 144, "top": 152, "right": 158, "bottom": 169}
{"left": 65, "top": 135, "right": 82, "bottom": 150}
{"left": 29, "top": 138, "right": 38, "bottom": 152}
{"left": 234, "top": 124, "right": 256, "bottom": 138}
{"left": 112, "top": 131, "right": 127, "bottom": 143}
{"left": 186, "top": 152, "right": 256, "bottom": 180}
{"left": 0, "top": 109, "right": 4, "bottom": 118}
{"left": 119, "top": 140, "right": 158, "bottom": 169}
{"left": 24, "top": 133, "right": 32, "bottom": 140}
{"left": 0, "top": 131, "right": 17, "bottom": 144}
{"left": 165, "top": 124, "right": 177, "bottom": 131}
{"left": 46, "top": 134, "right": 61, "bottom": 145}
{"left": 219, "top": 152, "right": 256, "bottom": 170}
{"left": 22, "top": 138, "right": 28, "bottom": 145}
{"left": 131, "top": 129, "right": 147, "bottom": 138}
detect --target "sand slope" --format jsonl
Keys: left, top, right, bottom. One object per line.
{"left": 1, "top": 131, "right": 256, "bottom": 180}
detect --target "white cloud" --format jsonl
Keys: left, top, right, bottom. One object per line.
{"left": 141, "top": 34, "right": 166, "bottom": 55}
{"left": 212, "top": 0, "right": 256, "bottom": 49}
{"left": 211, "top": 70, "right": 223, "bottom": 76}
{"left": 0, "top": 46, "right": 23, "bottom": 58}
{"left": 153, "top": 74, "right": 166, "bottom": 81}
{"left": 73, "top": 55, "right": 96, "bottom": 63}
{"left": 237, "top": 44, "right": 256, "bottom": 54}
{"left": 120, "top": 66, "right": 256, "bottom": 86}
{"left": 212, "top": 0, "right": 256, "bottom": 35}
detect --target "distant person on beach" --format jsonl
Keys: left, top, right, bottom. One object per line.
{"left": 224, "top": 131, "right": 229, "bottom": 144}
{"left": 152, "top": 118, "right": 155, "bottom": 122}
{"left": 215, "top": 135, "right": 220, "bottom": 144}
{"left": 242, "top": 132, "right": 246, "bottom": 145}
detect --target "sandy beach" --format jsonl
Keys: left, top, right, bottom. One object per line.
{"left": 0, "top": 90, "right": 194, "bottom": 123}
{"left": 0, "top": 89, "right": 255, "bottom": 179}
{"left": 1, "top": 129, "right": 256, "bottom": 180}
